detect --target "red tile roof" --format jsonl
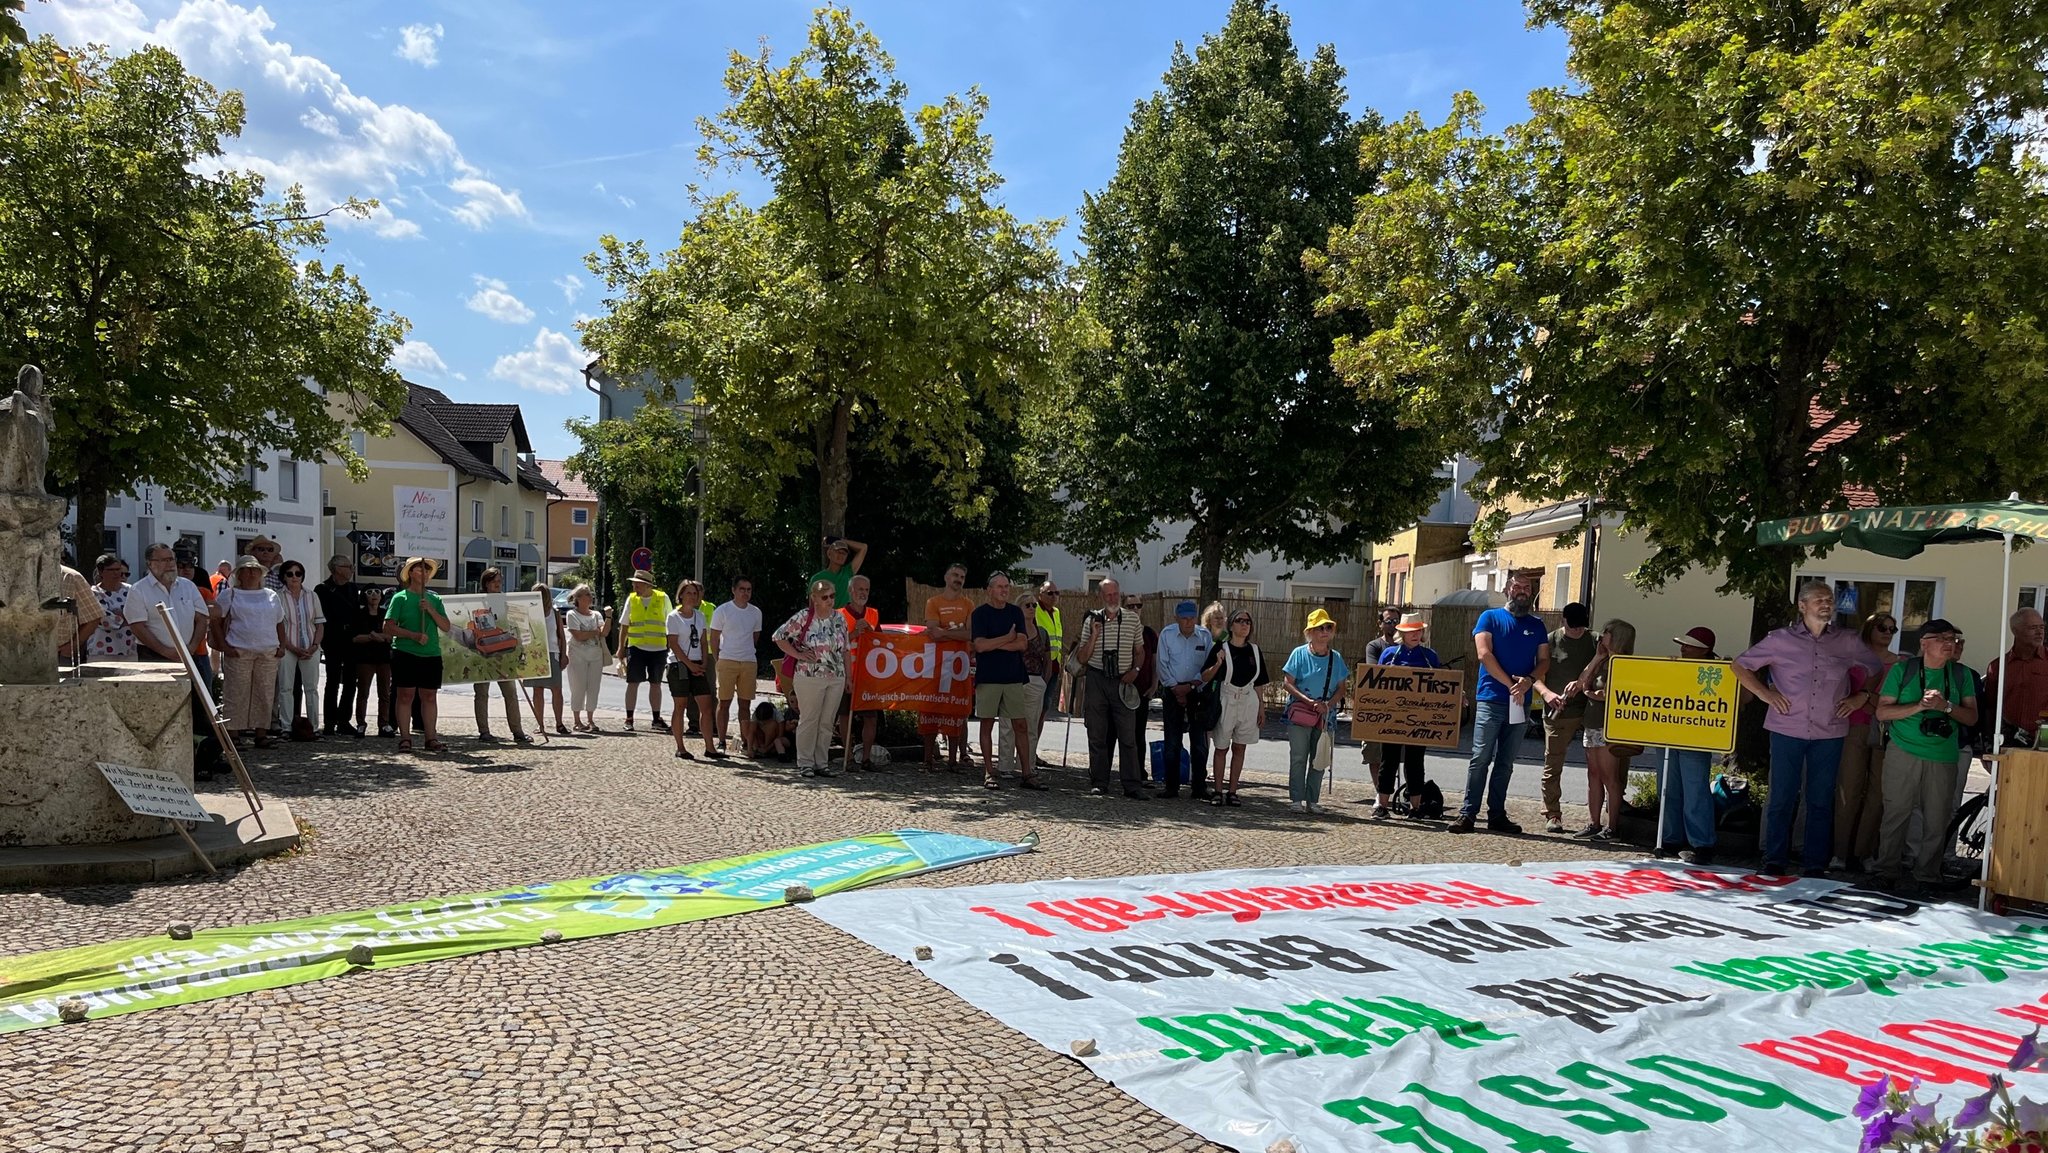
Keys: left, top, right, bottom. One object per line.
{"left": 1808, "top": 399, "right": 1877, "bottom": 509}
{"left": 536, "top": 459, "right": 597, "bottom": 503}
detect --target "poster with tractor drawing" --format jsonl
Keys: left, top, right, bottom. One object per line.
{"left": 436, "top": 591, "right": 549, "bottom": 684}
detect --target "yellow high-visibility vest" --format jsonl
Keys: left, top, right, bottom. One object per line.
{"left": 625, "top": 591, "right": 671, "bottom": 649}
{"left": 1036, "top": 605, "right": 1064, "bottom": 659}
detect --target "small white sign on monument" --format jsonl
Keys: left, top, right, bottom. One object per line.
{"left": 95, "top": 762, "right": 211, "bottom": 823}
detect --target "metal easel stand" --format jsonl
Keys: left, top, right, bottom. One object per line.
{"left": 155, "top": 602, "right": 266, "bottom": 833}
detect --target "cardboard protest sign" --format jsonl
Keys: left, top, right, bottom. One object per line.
{"left": 436, "top": 591, "right": 550, "bottom": 685}
{"left": 1605, "top": 655, "right": 1739, "bottom": 753}
{"left": 850, "top": 624, "right": 973, "bottom": 717}
{"left": 810, "top": 861, "right": 2048, "bottom": 1153}
{"left": 1348, "top": 664, "right": 1464, "bottom": 748}
{"left": 95, "top": 762, "right": 210, "bottom": 823}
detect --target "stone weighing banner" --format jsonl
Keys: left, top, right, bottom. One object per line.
{"left": 0, "top": 829, "right": 1027, "bottom": 1034}
{"left": 808, "top": 861, "right": 2048, "bottom": 1152}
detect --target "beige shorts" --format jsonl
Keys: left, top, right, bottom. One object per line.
{"left": 716, "top": 659, "right": 758, "bottom": 702}
{"left": 1215, "top": 684, "right": 1262, "bottom": 747}
{"left": 974, "top": 680, "right": 1035, "bottom": 720}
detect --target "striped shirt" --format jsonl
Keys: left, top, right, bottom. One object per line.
{"left": 1078, "top": 608, "right": 1143, "bottom": 675}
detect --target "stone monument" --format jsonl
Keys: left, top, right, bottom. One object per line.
{"left": 0, "top": 365, "right": 65, "bottom": 683}
{"left": 0, "top": 364, "right": 197, "bottom": 847}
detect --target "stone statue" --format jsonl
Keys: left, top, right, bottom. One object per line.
{"left": 0, "top": 365, "right": 50, "bottom": 494}
{"left": 0, "top": 364, "right": 65, "bottom": 682}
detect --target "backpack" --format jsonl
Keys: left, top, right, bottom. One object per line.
{"left": 1412, "top": 779, "right": 1446, "bottom": 820}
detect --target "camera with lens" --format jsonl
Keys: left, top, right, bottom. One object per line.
{"left": 1919, "top": 711, "right": 1955, "bottom": 739}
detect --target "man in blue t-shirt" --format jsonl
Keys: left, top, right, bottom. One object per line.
{"left": 971, "top": 572, "right": 1049, "bottom": 790}
{"left": 1452, "top": 575, "right": 1552, "bottom": 833}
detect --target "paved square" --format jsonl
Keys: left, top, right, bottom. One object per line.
{"left": 3, "top": 717, "right": 1645, "bottom": 1153}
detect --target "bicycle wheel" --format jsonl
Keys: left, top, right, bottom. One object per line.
{"left": 1948, "top": 792, "right": 1990, "bottom": 860}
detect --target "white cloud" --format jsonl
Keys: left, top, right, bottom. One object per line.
{"left": 465, "top": 276, "right": 534, "bottom": 324}
{"left": 390, "top": 339, "right": 449, "bottom": 378}
{"left": 395, "top": 22, "right": 443, "bottom": 68}
{"left": 554, "top": 274, "right": 583, "bottom": 305}
{"left": 34, "top": 1, "right": 527, "bottom": 238}
{"left": 490, "top": 328, "right": 585, "bottom": 395}
{"left": 594, "top": 180, "right": 634, "bottom": 210}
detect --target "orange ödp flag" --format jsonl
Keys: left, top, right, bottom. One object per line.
{"left": 850, "top": 624, "right": 974, "bottom": 716}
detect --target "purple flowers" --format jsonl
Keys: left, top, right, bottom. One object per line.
{"left": 2009, "top": 1028, "right": 2042, "bottom": 1073}
{"left": 1850, "top": 1032, "right": 2048, "bottom": 1151}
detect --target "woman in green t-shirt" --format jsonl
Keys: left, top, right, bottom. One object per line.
{"left": 384, "top": 557, "right": 453, "bottom": 753}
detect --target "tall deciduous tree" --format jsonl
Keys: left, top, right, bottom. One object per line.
{"left": 1063, "top": 0, "right": 1452, "bottom": 603}
{"left": 581, "top": 7, "right": 1065, "bottom": 540}
{"left": 1317, "top": 1, "right": 2048, "bottom": 637}
{"left": 0, "top": 40, "right": 408, "bottom": 555}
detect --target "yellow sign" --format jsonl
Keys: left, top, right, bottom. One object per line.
{"left": 1603, "top": 656, "right": 1738, "bottom": 753}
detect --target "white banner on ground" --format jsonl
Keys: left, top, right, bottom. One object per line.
{"left": 808, "top": 861, "right": 2048, "bottom": 1152}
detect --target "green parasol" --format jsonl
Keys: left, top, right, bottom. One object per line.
{"left": 1755, "top": 499, "right": 2048, "bottom": 558}
{"left": 1757, "top": 495, "right": 2042, "bottom": 911}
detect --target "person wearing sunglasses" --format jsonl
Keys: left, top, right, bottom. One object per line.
{"left": 1201, "top": 609, "right": 1269, "bottom": 807}
{"left": 1832, "top": 613, "right": 1900, "bottom": 870}
{"left": 272, "top": 560, "right": 326, "bottom": 737}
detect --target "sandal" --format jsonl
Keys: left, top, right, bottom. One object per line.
{"left": 514, "top": 732, "right": 535, "bottom": 745}
{"left": 556, "top": 724, "right": 572, "bottom": 737}
{"left": 1226, "top": 792, "right": 1241, "bottom": 807}
{"left": 397, "top": 738, "right": 414, "bottom": 753}
{"left": 983, "top": 773, "right": 1000, "bottom": 790}
{"left": 424, "top": 738, "right": 447, "bottom": 753}
{"left": 1017, "top": 775, "right": 1050, "bottom": 791}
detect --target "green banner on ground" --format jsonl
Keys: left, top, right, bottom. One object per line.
{"left": 0, "top": 829, "right": 1029, "bottom": 1034}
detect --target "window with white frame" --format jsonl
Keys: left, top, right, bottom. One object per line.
{"left": 1798, "top": 571, "right": 1943, "bottom": 652}
{"left": 1554, "top": 564, "right": 1572, "bottom": 610}
{"left": 276, "top": 458, "right": 298, "bottom": 502}
{"left": 470, "top": 500, "right": 484, "bottom": 532}
{"left": 572, "top": 507, "right": 589, "bottom": 526}
{"left": 2019, "top": 586, "right": 2047, "bottom": 614}
{"left": 349, "top": 430, "right": 366, "bottom": 455}
{"left": 1289, "top": 582, "right": 1354, "bottom": 603}
{"left": 243, "top": 461, "right": 261, "bottom": 490}
{"left": 524, "top": 510, "right": 535, "bottom": 540}
{"left": 499, "top": 505, "right": 511, "bottom": 538}
{"left": 571, "top": 537, "right": 589, "bottom": 557}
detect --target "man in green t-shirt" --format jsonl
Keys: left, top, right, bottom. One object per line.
{"left": 1533, "top": 602, "right": 1598, "bottom": 833}
{"left": 809, "top": 536, "right": 867, "bottom": 609}
{"left": 1872, "top": 618, "right": 1977, "bottom": 892}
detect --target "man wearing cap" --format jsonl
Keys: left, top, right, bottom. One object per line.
{"left": 1155, "top": 599, "right": 1214, "bottom": 800}
{"left": 248, "top": 535, "right": 286, "bottom": 591}
{"left": 1655, "top": 627, "right": 1721, "bottom": 864}
{"left": 1732, "top": 580, "right": 1886, "bottom": 875}
{"left": 1452, "top": 575, "right": 1550, "bottom": 834}
{"left": 811, "top": 536, "right": 868, "bottom": 609}
{"left": 615, "top": 569, "right": 673, "bottom": 732}
{"left": 1533, "top": 602, "right": 1598, "bottom": 833}
{"left": 1072, "top": 578, "right": 1146, "bottom": 798}
{"left": 1871, "top": 618, "right": 1976, "bottom": 895}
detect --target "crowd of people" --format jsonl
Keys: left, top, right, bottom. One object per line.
{"left": 70, "top": 534, "right": 2040, "bottom": 886}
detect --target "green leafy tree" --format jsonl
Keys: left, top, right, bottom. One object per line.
{"left": 1063, "top": 0, "right": 1453, "bottom": 603}
{"left": 1317, "top": 1, "right": 2048, "bottom": 637}
{"left": 581, "top": 6, "right": 1065, "bottom": 540}
{"left": 0, "top": 40, "right": 407, "bottom": 555}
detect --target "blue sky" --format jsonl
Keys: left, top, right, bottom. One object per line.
{"left": 31, "top": 1, "right": 1567, "bottom": 460}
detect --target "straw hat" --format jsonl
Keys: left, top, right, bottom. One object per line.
{"left": 402, "top": 556, "right": 438, "bottom": 579}
{"left": 1396, "top": 611, "right": 1427, "bottom": 633}
{"left": 629, "top": 569, "right": 656, "bottom": 585}
{"left": 1303, "top": 608, "right": 1337, "bottom": 633}
{"left": 234, "top": 555, "right": 265, "bottom": 572}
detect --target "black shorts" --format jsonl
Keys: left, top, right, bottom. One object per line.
{"left": 625, "top": 647, "right": 667, "bottom": 684}
{"left": 392, "top": 651, "right": 443, "bottom": 691}
{"left": 666, "top": 663, "right": 712, "bottom": 698}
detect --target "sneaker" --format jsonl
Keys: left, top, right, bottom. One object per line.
{"left": 674, "top": 748, "right": 695, "bottom": 761}
{"left": 1372, "top": 804, "right": 1391, "bottom": 820}
{"left": 1651, "top": 845, "right": 1679, "bottom": 859}
{"left": 1487, "top": 817, "right": 1523, "bottom": 834}
{"left": 624, "top": 717, "right": 635, "bottom": 731}
{"left": 1088, "top": 787, "right": 1108, "bottom": 797}
{"left": 818, "top": 766, "right": 842, "bottom": 777}
{"left": 1587, "top": 827, "right": 1612, "bottom": 842}
{"left": 650, "top": 717, "right": 671, "bottom": 733}
{"left": 1289, "top": 801, "right": 1308, "bottom": 813}
{"left": 685, "top": 726, "right": 702, "bottom": 738}
{"left": 1571, "top": 824, "right": 1604, "bottom": 840}
{"left": 798, "top": 766, "right": 817, "bottom": 777}
{"left": 1544, "top": 818, "right": 1566, "bottom": 834}
{"left": 1308, "top": 802, "right": 1326, "bottom": 815}
{"left": 1828, "top": 855, "right": 1849, "bottom": 871}
{"left": 1760, "top": 861, "right": 1790, "bottom": 877}
{"left": 1679, "top": 848, "right": 1714, "bottom": 866}
{"left": 1447, "top": 815, "right": 1475, "bottom": 834}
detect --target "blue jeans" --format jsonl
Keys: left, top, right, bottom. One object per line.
{"left": 1462, "top": 698, "right": 1524, "bottom": 821}
{"left": 1659, "top": 748, "right": 1716, "bottom": 849}
{"left": 1765, "top": 731, "right": 1844, "bottom": 868}
{"left": 1287, "top": 722, "right": 1327, "bottom": 803}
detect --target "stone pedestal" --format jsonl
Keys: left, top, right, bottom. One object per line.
{"left": 0, "top": 664, "right": 194, "bottom": 847}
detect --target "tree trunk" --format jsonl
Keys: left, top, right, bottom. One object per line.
{"left": 72, "top": 482, "right": 107, "bottom": 570}
{"left": 1197, "top": 523, "right": 1224, "bottom": 604}
{"left": 816, "top": 398, "right": 853, "bottom": 538}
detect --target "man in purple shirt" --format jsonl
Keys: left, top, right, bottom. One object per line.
{"left": 1732, "top": 580, "right": 1885, "bottom": 876}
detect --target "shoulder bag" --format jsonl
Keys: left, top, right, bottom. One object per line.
{"left": 779, "top": 607, "right": 816, "bottom": 681}
{"left": 1287, "top": 654, "right": 1334, "bottom": 729}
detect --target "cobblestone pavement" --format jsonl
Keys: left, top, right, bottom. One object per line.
{"left": 3, "top": 704, "right": 1654, "bottom": 1153}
